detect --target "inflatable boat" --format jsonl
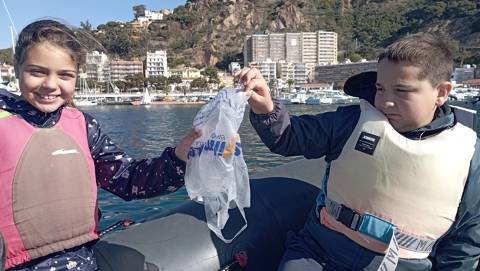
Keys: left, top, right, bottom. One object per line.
{"left": 94, "top": 158, "right": 326, "bottom": 271}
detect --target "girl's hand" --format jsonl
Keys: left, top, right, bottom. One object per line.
{"left": 175, "top": 128, "right": 202, "bottom": 162}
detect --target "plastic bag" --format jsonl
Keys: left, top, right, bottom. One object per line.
{"left": 185, "top": 87, "right": 250, "bottom": 243}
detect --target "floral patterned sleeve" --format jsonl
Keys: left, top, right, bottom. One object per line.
{"left": 83, "top": 113, "right": 186, "bottom": 201}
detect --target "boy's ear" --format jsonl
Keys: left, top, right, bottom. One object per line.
{"left": 436, "top": 81, "right": 453, "bottom": 106}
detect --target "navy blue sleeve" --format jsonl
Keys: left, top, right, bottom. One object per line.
{"left": 431, "top": 139, "right": 480, "bottom": 270}
{"left": 83, "top": 113, "right": 186, "bottom": 201}
{"left": 249, "top": 101, "right": 360, "bottom": 161}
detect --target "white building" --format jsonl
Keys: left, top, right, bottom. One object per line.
{"left": 145, "top": 50, "right": 168, "bottom": 78}
{"left": 109, "top": 60, "right": 143, "bottom": 81}
{"left": 277, "top": 61, "right": 308, "bottom": 87}
{"left": 244, "top": 30, "right": 338, "bottom": 67}
{"left": 453, "top": 64, "right": 476, "bottom": 84}
{"left": 250, "top": 59, "right": 277, "bottom": 83}
{"left": 0, "top": 63, "right": 15, "bottom": 81}
{"left": 228, "top": 62, "right": 241, "bottom": 75}
{"left": 85, "top": 51, "right": 110, "bottom": 82}
{"left": 136, "top": 10, "right": 164, "bottom": 24}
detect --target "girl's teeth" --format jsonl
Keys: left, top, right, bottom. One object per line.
{"left": 39, "top": 95, "right": 57, "bottom": 100}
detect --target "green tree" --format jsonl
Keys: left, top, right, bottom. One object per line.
{"left": 268, "top": 79, "right": 278, "bottom": 96}
{"left": 147, "top": 75, "right": 167, "bottom": 91}
{"left": 177, "top": 85, "right": 189, "bottom": 96}
{"left": 80, "top": 20, "right": 93, "bottom": 31}
{"left": 113, "top": 80, "right": 128, "bottom": 92}
{"left": 190, "top": 77, "right": 208, "bottom": 91}
{"left": 287, "top": 79, "right": 295, "bottom": 91}
{"left": 201, "top": 67, "right": 220, "bottom": 90}
{"left": 124, "top": 73, "right": 145, "bottom": 90}
{"left": 168, "top": 6, "right": 199, "bottom": 28}
{"left": 167, "top": 75, "right": 182, "bottom": 85}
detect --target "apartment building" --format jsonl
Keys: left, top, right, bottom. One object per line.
{"left": 109, "top": 60, "right": 143, "bottom": 81}
{"left": 249, "top": 59, "right": 277, "bottom": 83}
{"left": 277, "top": 61, "right": 308, "bottom": 86}
{"left": 453, "top": 64, "right": 477, "bottom": 84}
{"left": 0, "top": 63, "right": 15, "bottom": 81}
{"left": 244, "top": 30, "right": 338, "bottom": 66}
{"left": 317, "top": 31, "right": 338, "bottom": 65}
{"left": 145, "top": 50, "right": 168, "bottom": 78}
{"left": 85, "top": 51, "right": 110, "bottom": 82}
{"left": 269, "top": 33, "right": 286, "bottom": 61}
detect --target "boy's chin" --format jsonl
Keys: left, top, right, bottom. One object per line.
{"left": 389, "top": 120, "right": 409, "bottom": 133}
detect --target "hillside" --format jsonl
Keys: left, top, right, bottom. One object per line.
{"left": 1, "top": 0, "right": 479, "bottom": 67}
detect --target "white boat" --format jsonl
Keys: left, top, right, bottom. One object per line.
{"left": 131, "top": 88, "right": 153, "bottom": 106}
{"left": 450, "top": 87, "right": 480, "bottom": 102}
{"left": 305, "top": 95, "right": 333, "bottom": 105}
{"left": 290, "top": 93, "right": 308, "bottom": 104}
{"left": 74, "top": 99, "right": 98, "bottom": 106}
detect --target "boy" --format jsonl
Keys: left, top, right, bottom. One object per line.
{"left": 236, "top": 33, "right": 480, "bottom": 270}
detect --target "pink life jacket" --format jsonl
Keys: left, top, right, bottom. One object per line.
{"left": 0, "top": 107, "right": 98, "bottom": 269}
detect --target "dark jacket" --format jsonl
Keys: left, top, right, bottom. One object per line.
{"left": 250, "top": 100, "right": 480, "bottom": 270}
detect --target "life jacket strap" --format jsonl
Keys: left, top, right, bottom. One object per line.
{"left": 325, "top": 197, "right": 436, "bottom": 253}
{"left": 0, "top": 110, "right": 11, "bottom": 119}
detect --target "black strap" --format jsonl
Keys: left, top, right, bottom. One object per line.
{"left": 336, "top": 204, "right": 363, "bottom": 231}
{"left": 0, "top": 232, "right": 5, "bottom": 271}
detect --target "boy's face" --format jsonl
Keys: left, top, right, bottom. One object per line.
{"left": 374, "top": 59, "right": 451, "bottom": 132}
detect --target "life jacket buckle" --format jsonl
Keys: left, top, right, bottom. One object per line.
{"left": 337, "top": 204, "right": 363, "bottom": 231}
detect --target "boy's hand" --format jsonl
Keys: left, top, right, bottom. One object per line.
{"left": 235, "top": 67, "right": 274, "bottom": 114}
{"left": 175, "top": 128, "right": 202, "bottom": 162}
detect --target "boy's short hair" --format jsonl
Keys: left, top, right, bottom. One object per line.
{"left": 378, "top": 33, "right": 453, "bottom": 86}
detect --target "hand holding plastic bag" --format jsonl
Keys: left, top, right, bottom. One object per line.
{"left": 185, "top": 87, "right": 250, "bottom": 243}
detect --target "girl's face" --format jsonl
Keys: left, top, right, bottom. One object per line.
{"left": 17, "top": 42, "right": 77, "bottom": 113}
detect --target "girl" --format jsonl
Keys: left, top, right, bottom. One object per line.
{"left": 0, "top": 19, "right": 200, "bottom": 271}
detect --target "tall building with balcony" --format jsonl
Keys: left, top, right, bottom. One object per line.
{"left": 453, "top": 65, "right": 476, "bottom": 84}
{"left": 269, "top": 33, "right": 286, "bottom": 62}
{"left": 317, "top": 31, "right": 338, "bottom": 65}
{"left": 285, "top": 33, "right": 302, "bottom": 64}
{"left": 251, "top": 34, "right": 269, "bottom": 63}
{"left": 243, "top": 30, "right": 338, "bottom": 67}
{"left": 86, "top": 51, "right": 110, "bottom": 82}
{"left": 145, "top": 50, "right": 168, "bottom": 78}
{"left": 109, "top": 60, "right": 143, "bottom": 81}
{"left": 277, "top": 61, "right": 308, "bottom": 86}
{"left": 249, "top": 59, "right": 277, "bottom": 83}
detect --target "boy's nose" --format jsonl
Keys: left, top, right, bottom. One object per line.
{"left": 383, "top": 101, "right": 395, "bottom": 107}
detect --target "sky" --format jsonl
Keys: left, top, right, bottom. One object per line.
{"left": 0, "top": 0, "right": 187, "bottom": 49}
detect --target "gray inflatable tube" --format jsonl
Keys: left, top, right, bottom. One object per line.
{"left": 94, "top": 159, "right": 325, "bottom": 271}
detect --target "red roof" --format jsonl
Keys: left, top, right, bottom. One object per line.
{"left": 463, "top": 79, "right": 480, "bottom": 85}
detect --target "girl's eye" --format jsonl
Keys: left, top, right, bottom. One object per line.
{"left": 29, "top": 70, "right": 46, "bottom": 76}
{"left": 60, "top": 73, "right": 76, "bottom": 79}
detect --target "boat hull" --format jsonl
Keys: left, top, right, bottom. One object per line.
{"left": 94, "top": 159, "right": 325, "bottom": 270}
